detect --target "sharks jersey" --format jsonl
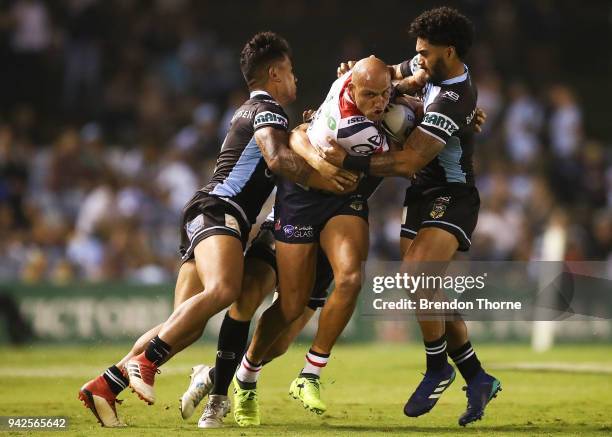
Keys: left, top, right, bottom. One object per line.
{"left": 400, "top": 55, "right": 477, "bottom": 187}
{"left": 201, "top": 90, "right": 289, "bottom": 224}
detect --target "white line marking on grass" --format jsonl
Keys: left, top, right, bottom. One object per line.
{"left": 0, "top": 365, "right": 195, "bottom": 378}
{"left": 490, "top": 362, "right": 612, "bottom": 374}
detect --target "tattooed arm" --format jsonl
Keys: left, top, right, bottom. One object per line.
{"left": 255, "top": 126, "right": 312, "bottom": 184}
{"left": 321, "top": 127, "right": 444, "bottom": 179}
{"left": 254, "top": 126, "right": 352, "bottom": 192}
{"left": 368, "top": 127, "right": 444, "bottom": 177}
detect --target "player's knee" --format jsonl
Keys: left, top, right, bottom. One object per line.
{"left": 233, "top": 279, "right": 265, "bottom": 318}
{"left": 231, "top": 299, "right": 258, "bottom": 320}
{"left": 334, "top": 270, "right": 363, "bottom": 296}
{"left": 205, "top": 282, "right": 241, "bottom": 309}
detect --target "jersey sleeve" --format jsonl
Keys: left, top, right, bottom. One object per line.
{"left": 418, "top": 97, "right": 464, "bottom": 144}
{"left": 399, "top": 54, "right": 420, "bottom": 78}
{"left": 252, "top": 101, "right": 289, "bottom": 132}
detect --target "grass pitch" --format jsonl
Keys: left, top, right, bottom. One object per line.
{"left": 1, "top": 343, "right": 611, "bottom": 436}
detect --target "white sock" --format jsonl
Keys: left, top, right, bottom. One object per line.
{"left": 235, "top": 355, "right": 262, "bottom": 383}
{"left": 300, "top": 349, "right": 329, "bottom": 377}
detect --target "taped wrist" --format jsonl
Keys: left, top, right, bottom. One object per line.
{"left": 343, "top": 155, "right": 370, "bottom": 174}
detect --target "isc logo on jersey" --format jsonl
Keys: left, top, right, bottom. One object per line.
{"left": 421, "top": 112, "right": 459, "bottom": 137}
{"left": 347, "top": 116, "right": 366, "bottom": 125}
{"left": 253, "top": 111, "right": 288, "bottom": 129}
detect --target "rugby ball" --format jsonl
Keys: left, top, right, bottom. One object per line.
{"left": 381, "top": 103, "right": 416, "bottom": 145}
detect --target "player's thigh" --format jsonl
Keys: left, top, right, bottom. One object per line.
{"left": 173, "top": 260, "right": 203, "bottom": 308}
{"left": 320, "top": 215, "right": 369, "bottom": 278}
{"left": 400, "top": 236, "right": 414, "bottom": 258}
{"left": 404, "top": 227, "right": 459, "bottom": 263}
{"left": 403, "top": 227, "right": 458, "bottom": 286}
{"left": 275, "top": 241, "right": 318, "bottom": 311}
{"left": 193, "top": 234, "right": 244, "bottom": 300}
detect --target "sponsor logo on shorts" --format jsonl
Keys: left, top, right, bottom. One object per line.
{"left": 350, "top": 200, "right": 364, "bottom": 211}
{"left": 430, "top": 196, "right": 451, "bottom": 219}
{"left": 185, "top": 214, "right": 204, "bottom": 240}
{"left": 225, "top": 214, "right": 241, "bottom": 235}
{"left": 282, "top": 224, "right": 314, "bottom": 239}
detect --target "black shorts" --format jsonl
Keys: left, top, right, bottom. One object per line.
{"left": 244, "top": 220, "right": 276, "bottom": 271}
{"left": 179, "top": 192, "right": 251, "bottom": 262}
{"left": 400, "top": 184, "right": 480, "bottom": 251}
{"left": 245, "top": 219, "right": 334, "bottom": 310}
{"left": 273, "top": 179, "right": 369, "bottom": 244}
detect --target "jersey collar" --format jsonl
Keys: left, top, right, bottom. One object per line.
{"left": 250, "top": 90, "right": 273, "bottom": 99}
{"left": 440, "top": 65, "right": 469, "bottom": 85}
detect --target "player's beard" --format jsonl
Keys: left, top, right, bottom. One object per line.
{"left": 426, "top": 58, "right": 447, "bottom": 85}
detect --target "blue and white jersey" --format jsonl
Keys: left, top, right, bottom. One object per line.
{"left": 400, "top": 55, "right": 478, "bottom": 186}
{"left": 201, "top": 91, "right": 289, "bottom": 224}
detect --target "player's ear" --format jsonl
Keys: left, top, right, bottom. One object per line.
{"left": 268, "top": 65, "right": 279, "bottom": 82}
{"left": 347, "top": 82, "right": 356, "bottom": 99}
{"left": 446, "top": 46, "right": 455, "bottom": 59}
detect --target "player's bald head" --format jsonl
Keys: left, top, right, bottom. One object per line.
{"left": 348, "top": 56, "right": 392, "bottom": 121}
{"left": 351, "top": 55, "right": 390, "bottom": 89}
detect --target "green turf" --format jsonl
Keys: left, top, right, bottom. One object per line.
{"left": 1, "top": 343, "right": 611, "bottom": 436}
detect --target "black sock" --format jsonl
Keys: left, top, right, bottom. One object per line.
{"left": 211, "top": 312, "right": 250, "bottom": 396}
{"left": 424, "top": 335, "right": 447, "bottom": 372}
{"left": 144, "top": 336, "right": 171, "bottom": 366}
{"left": 449, "top": 341, "right": 482, "bottom": 382}
{"left": 103, "top": 365, "right": 129, "bottom": 395}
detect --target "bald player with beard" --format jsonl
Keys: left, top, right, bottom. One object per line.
{"left": 231, "top": 57, "right": 395, "bottom": 425}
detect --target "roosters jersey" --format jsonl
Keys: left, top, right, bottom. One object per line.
{"left": 307, "top": 71, "right": 388, "bottom": 157}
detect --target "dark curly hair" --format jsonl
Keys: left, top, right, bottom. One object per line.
{"left": 409, "top": 7, "right": 474, "bottom": 59}
{"left": 240, "top": 32, "right": 291, "bottom": 88}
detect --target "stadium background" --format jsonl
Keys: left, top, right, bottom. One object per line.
{"left": 0, "top": 0, "right": 610, "bottom": 343}
{"left": 0, "top": 0, "right": 612, "bottom": 433}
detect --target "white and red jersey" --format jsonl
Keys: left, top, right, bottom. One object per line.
{"left": 307, "top": 72, "right": 389, "bottom": 156}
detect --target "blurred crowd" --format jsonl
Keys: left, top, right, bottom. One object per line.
{"left": 0, "top": 0, "right": 610, "bottom": 284}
